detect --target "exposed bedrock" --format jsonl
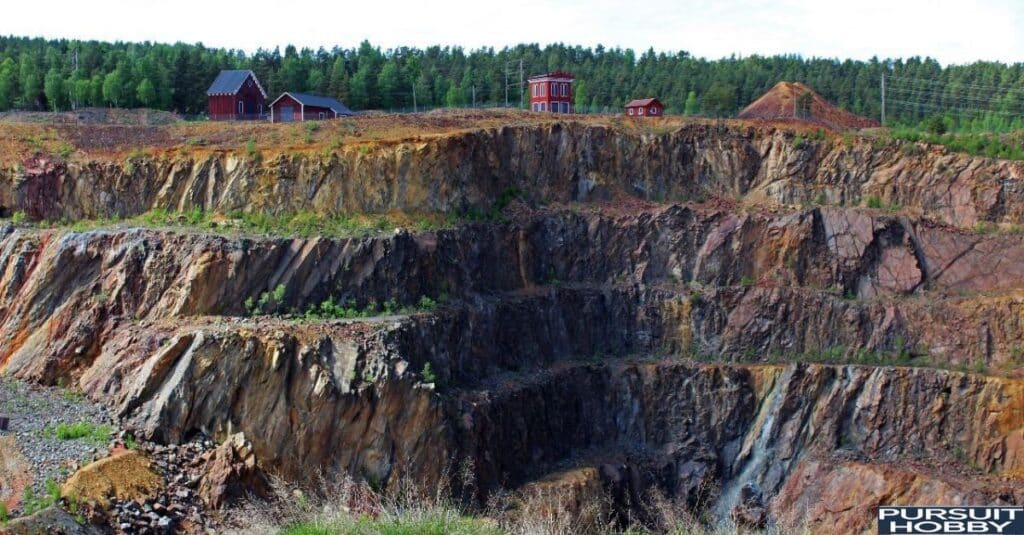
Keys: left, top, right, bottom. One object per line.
{"left": 3, "top": 123, "right": 1024, "bottom": 228}
{"left": 71, "top": 319, "right": 1024, "bottom": 532}
{"left": 0, "top": 202, "right": 1023, "bottom": 530}
{"left": 3, "top": 205, "right": 1024, "bottom": 385}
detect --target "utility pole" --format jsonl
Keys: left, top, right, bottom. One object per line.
{"left": 880, "top": 72, "right": 886, "bottom": 126}
{"left": 412, "top": 83, "right": 417, "bottom": 113}
{"left": 472, "top": 85, "right": 476, "bottom": 108}
{"left": 519, "top": 59, "right": 524, "bottom": 109}
{"left": 504, "top": 61, "right": 509, "bottom": 108}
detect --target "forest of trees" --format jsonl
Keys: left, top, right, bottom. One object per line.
{"left": 1, "top": 35, "right": 1023, "bottom": 131}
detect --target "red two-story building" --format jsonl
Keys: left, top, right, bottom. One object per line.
{"left": 528, "top": 71, "right": 574, "bottom": 113}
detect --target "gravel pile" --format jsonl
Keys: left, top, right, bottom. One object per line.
{"left": 0, "top": 377, "right": 114, "bottom": 498}
{"left": 105, "top": 436, "right": 217, "bottom": 534}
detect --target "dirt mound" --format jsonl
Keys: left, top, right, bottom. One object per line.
{"left": 62, "top": 450, "right": 164, "bottom": 506}
{"left": 738, "top": 82, "right": 878, "bottom": 130}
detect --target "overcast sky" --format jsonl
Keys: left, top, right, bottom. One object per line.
{"left": 3, "top": 0, "right": 1023, "bottom": 65}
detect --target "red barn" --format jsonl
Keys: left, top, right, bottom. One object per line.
{"left": 625, "top": 98, "right": 664, "bottom": 118}
{"left": 528, "top": 71, "right": 574, "bottom": 113}
{"left": 269, "top": 92, "right": 354, "bottom": 123}
{"left": 206, "top": 70, "right": 267, "bottom": 121}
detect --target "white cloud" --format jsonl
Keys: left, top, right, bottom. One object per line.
{"left": 1, "top": 0, "right": 1021, "bottom": 64}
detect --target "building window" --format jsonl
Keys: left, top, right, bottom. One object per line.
{"left": 532, "top": 83, "right": 537, "bottom": 97}
{"left": 541, "top": 102, "right": 546, "bottom": 111}
{"left": 628, "top": 108, "right": 634, "bottom": 116}
{"left": 238, "top": 101, "right": 244, "bottom": 115}
{"left": 318, "top": 112, "right": 325, "bottom": 120}
{"left": 561, "top": 83, "right": 568, "bottom": 97}
{"left": 650, "top": 107, "right": 658, "bottom": 115}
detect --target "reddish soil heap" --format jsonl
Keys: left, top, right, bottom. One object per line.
{"left": 738, "top": 81, "right": 879, "bottom": 129}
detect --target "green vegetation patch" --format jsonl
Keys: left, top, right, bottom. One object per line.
{"left": 44, "top": 421, "right": 113, "bottom": 445}
{"left": 889, "top": 126, "right": 1024, "bottom": 161}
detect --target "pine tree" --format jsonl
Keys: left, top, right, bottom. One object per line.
{"left": 377, "top": 61, "right": 402, "bottom": 110}
{"left": 0, "top": 58, "right": 16, "bottom": 110}
{"left": 683, "top": 90, "right": 699, "bottom": 115}
{"left": 19, "top": 53, "right": 41, "bottom": 109}
{"left": 136, "top": 78, "right": 156, "bottom": 108}
{"left": 43, "top": 68, "right": 65, "bottom": 111}
{"left": 327, "top": 56, "right": 349, "bottom": 101}
{"left": 348, "top": 63, "right": 374, "bottom": 110}
{"left": 102, "top": 68, "right": 124, "bottom": 107}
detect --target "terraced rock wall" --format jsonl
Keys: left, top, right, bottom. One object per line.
{"left": 1, "top": 121, "right": 1023, "bottom": 532}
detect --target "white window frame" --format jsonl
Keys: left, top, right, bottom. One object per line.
{"left": 318, "top": 111, "right": 325, "bottom": 120}
{"left": 541, "top": 102, "right": 546, "bottom": 111}
{"left": 650, "top": 107, "right": 658, "bottom": 115}
{"left": 628, "top": 108, "right": 634, "bottom": 116}
{"left": 238, "top": 101, "right": 244, "bottom": 115}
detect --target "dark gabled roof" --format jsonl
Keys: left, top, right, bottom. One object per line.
{"left": 270, "top": 92, "right": 354, "bottom": 115}
{"left": 527, "top": 70, "right": 575, "bottom": 81}
{"left": 625, "top": 98, "right": 662, "bottom": 108}
{"left": 207, "top": 70, "right": 267, "bottom": 98}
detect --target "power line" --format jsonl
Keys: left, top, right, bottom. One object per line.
{"left": 886, "top": 86, "right": 1016, "bottom": 108}
{"left": 884, "top": 98, "right": 1022, "bottom": 118}
{"left": 887, "top": 75, "right": 1022, "bottom": 94}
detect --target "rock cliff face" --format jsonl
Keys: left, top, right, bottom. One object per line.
{"left": 0, "top": 119, "right": 1022, "bottom": 533}
{"left": 2, "top": 123, "right": 1024, "bottom": 228}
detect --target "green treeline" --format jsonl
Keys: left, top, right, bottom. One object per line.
{"left": 1, "top": 35, "right": 1023, "bottom": 130}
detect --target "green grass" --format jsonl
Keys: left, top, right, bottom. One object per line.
{"left": 20, "top": 479, "right": 61, "bottom": 516}
{"left": 889, "top": 127, "right": 1024, "bottom": 161}
{"left": 47, "top": 421, "right": 113, "bottom": 445}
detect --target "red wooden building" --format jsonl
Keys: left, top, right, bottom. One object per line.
{"left": 625, "top": 98, "right": 664, "bottom": 118}
{"left": 269, "top": 92, "right": 354, "bottom": 123}
{"left": 206, "top": 70, "right": 267, "bottom": 121}
{"left": 528, "top": 71, "right": 574, "bottom": 113}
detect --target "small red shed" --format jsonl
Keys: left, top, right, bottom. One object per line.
{"left": 528, "top": 71, "right": 574, "bottom": 113}
{"left": 625, "top": 98, "right": 665, "bottom": 118}
{"left": 207, "top": 70, "right": 267, "bottom": 121}
{"left": 269, "top": 92, "right": 354, "bottom": 123}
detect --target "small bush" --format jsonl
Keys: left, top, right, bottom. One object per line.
{"left": 865, "top": 195, "right": 884, "bottom": 209}
{"left": 792, "top": 135, "right": 805, "bottom": 149}
{"left": 973, "top": 222, "right": 997, "bottom": 234}
{"left": 421, "top": 362, "right": 438, "bottom": 384}
{"left": 739, "top": 275, "right": 755, "bottom": 287}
